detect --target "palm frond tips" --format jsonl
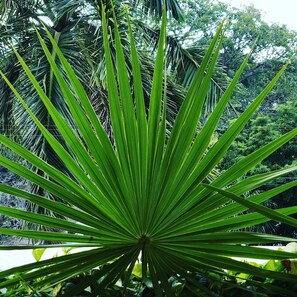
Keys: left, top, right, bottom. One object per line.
{"left": 0, "top": 9, "right": 297, "bottom": 296}
{"left": 140, "top": 0, "right": 184, "bottom": 21}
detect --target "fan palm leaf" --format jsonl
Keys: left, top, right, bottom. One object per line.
{"left": 0, "top": 8, "right": 297, "bottom": 296}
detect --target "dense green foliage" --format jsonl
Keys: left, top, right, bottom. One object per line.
{"left": 0, "top": 1, "right": 296, "bottom": 296}
{"left": 0, "top": 1, "right": 227, "bottom": 222}
{"left": 0, "top": 0, "right": 190, "bottom": 222}
{"left": 221, "top": 100, "right": 297, "bottom": 237}
{"left": 167, "top": 0, "right": 297, "bottom": 114}
{"left": 2, "top": 247, "right": 297, "bottom": 296}
{"left": 222, "top": 101, "right": 297, "bottom": 172}
{"left": 0, "top": 4, "right": 297, "bottom": 296}
{"left": 170, "top": 0, "right": 297, "bottom": 237}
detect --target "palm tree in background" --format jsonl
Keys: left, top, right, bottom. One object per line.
{"left": 0, "top": 0, "right": 226, "bottom": 226}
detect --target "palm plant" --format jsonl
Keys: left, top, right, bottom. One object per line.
{"left": 0, "top": 1, "right": 228, "bottom": 209}
{"left": 0, "top": 9, "right": 297, "bottom": 296}
{"left": 0, "top": 0, "right": 188, "bottom": 224}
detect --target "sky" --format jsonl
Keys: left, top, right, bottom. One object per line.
{"left": 220, "top": 0, "right": 297, "bottom": 31}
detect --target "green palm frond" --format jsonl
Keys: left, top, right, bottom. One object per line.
{"left": 0, "top": 8, "right": 297, "bottom": 296}
{"left": 0, "top": 52, "right": 19, "bottom": 137}
{"left": 0, "top": 2, "right": 94, "bottom": 225}
{"left": 135, "top": 19, "right": 232, "bottom": 116}
{"left": 141, "top": 0, "right": 184, "bottom": 20}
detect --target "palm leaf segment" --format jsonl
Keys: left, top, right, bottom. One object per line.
{"left": 0, "top": 8, "right": 297, "bottom": 296}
